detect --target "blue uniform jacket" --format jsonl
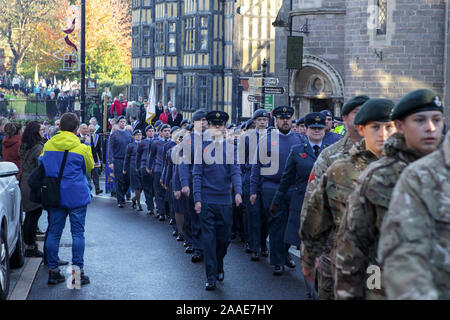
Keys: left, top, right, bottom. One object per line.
{"left": 135, "top": 137, "right": 153, "bottom": 170}
{"left": 108, "top": 129, "right": 132, "bottom": 162}
{"left": 123, "top": 141, "right": 139, "bottom": 172}
{"left": 250, "top": 131, "right": 303, "bottom": 194}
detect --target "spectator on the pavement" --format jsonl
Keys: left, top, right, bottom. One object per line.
{"left": 125, "top": 101, "right": 140, "bottom": 123}
{"left": 40, "top": 112, "right": 93, "bottom": 286}
{"left": 46, "top": 92, "right": 57, "bottom": 121}
{"left": 0, "top": 116, "right": 8, "bottom": 160}
{"left": 154, "top": 101, "right": 164, "bottom": 124}
{"left": 19, "top": 121, "right": 45, "bottom": 257}
{"left": 2, "top": 122, "right": 22, "bottom": 170}
{"left": 168, "top": 105, "right": 183, "bottom": 127}
{"left": 110, "top": 93, "right": 127, "bottom": 118}
{"left": 159, "top": 105, "right": 170, "bottom": 124}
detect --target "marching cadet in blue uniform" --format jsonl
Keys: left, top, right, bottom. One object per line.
{"left": 250, "top": 106, "right": 303, "bottom": 275}
{"left": 193, "top": 110, "right": 242, "bottom": 291}
{"left": 321, "top": 110, "right": 343, "bottom": 146}
{"left": 162, "top": 126, "right": 180, "bottom": 236}
{"left": 297, "top": 116, "right": 306, "bottom": 135}
{"left": 123, "top": 129, "right": 144, "bottom": 211}
{"left": 108, "top": 115, "right": 133, "bottom": 208}
{"left": 179, "top": 109, "right": 208, "bottom": 262}
{"left": 135, "top": 124, "right": 156, "bottom": 214}
{"left": 146, "top": 123, "right": 172, "bottom": 221}
{"left": 243, "top": 109, "right": 270, "bottom": 261}
{"left": 271, "top": 113, "right": 327, "bottom": 250}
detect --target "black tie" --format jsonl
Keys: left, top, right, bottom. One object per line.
{"left": 313, "top": 145, "right": 320, "bottom": 157}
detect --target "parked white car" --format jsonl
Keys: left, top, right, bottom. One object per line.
{"left": 0, "top": 161, "right": 25, "bottom": 299}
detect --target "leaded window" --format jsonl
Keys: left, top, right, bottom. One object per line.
{"left": 143, "top": 26, "right": 151, "bottom": 56}
{"left": 200, "top": 16, "right": 208, "bottom": 51}
{"left": 185, "top": 17, "right": 196, "bottom": 52}
{"left": 184, "top": 75, "right": 194, "bottom": 110}
{"left": 132, "top": 26, "right": 140, "bottom": 57}
{"left": 168, "top": 22, "right": 176, "bottom": 54}
{"left": 198, "top": 76, "right": 208, "bottom": 109}
{"left": 377, "top": 0, "right": 387, "bottom": 35}
{"left": 155, "top": 22, "right": 165, "bottom": 55}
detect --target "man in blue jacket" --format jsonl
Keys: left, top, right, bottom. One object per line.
{"left": 40, "top": 112, "right": 94, "bottom": 285}
{"left": 193, "top": 110, "right": 242, "bottom": 290}
{"left": 250, "top": 106, "right": 303, "bottom": 276}
{"left": 108, "top": 115, "right": 132, "bottom": 208}
{"left": 136, "top": 124, "right": 155, "bottom": 214}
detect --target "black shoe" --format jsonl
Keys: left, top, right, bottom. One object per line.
{"left": 48, "top": 269, "right": 65, "bottom": 285}
{"left": 169, "top": 218, "right": 175, "bottom": 225}
{"left": 58, "top": 259, "right": 69, "bottom": 266}
{"left": 217, "top": 272, "right": 224, "bottom": 282}
{"left": 185, "top": 246, "right": 194, "bottom": 254}
{"left": 285, "top": 255, "right": 296, "bottom": 269}
{"left": 25, "top": 248, "right": 44, "bottom": 258}
{"left": 118, "top": 203, "right": 124, "bottom": 208}
{"left": 192, "top": 253, "right": 203, "bottom": 263}
{"left": 147, "top": 210, "right": 154, "bottom": 215}
{"left": 273, "top": 265, "right": 284, "bottom": 276}
{"left": 177, "top": 234, "right": 184, "bottom": 242}
{"left": 172, "top": 230, "right": 178, "bottom": 237}
{"left": 245, "top": 243, "right": 252, "bottom": 254}
{"left": 137, "top": 205, "right": 143, "bottom": 211}
{"left": 183, "top": 241, "right": 189, "bottom": 248}
{"left": 205, "top": 282, "right": 216, "bottom": 291}
{"left": 72, "top": 271, "right": 90, "bottom": 286}
{"left": 158, "top": 215, "right": 166, "bottom": 221}
{"left": 132, "top": 199, "right": 136, "bottom": 209}
{"left": 261, "top": 248, "right": 269, "bottom": 257}
{"left": 251, "top": 252, "right": 260, "bottom": 261}
{"left": 95, "top": 189, "right": 103, "bottom": 195}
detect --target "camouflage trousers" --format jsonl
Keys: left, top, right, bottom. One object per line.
{"left": 318, "top": 254, "right": 334, "bottom": 300}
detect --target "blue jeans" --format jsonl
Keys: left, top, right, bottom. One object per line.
{"left": 45, "top": 206, "right": 87, "bottom": 270}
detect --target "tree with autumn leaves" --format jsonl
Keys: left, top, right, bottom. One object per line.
{"left": 0, "top": 0, "right": 131, "bottom": 84}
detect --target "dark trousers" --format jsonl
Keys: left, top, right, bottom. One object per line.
{"left": 232, "top": 198, "right": 245, "bottom": 241}
{"left": 200, "top": 203, "right": 233, "bottom": 283}
{"left": 89, "top": 167, "right": 101, "bottom": 191}
{"left": 181, "top": 193, "right": 192, "bottom": 245}
{"left": 23, "top": 208, "right": 43, "bottom": 247}
{"left": 183, "top": 190, "right": 202, "bottom": 254}
{"left": 262, "top": 187, "right": 291, "bottom": 266}
{"left": 153, "top": 172, "right": 166, "bottom": 215}
{"left": 140, "top": 168, "right": 154, "bottom": 210}
{"left": 167, "top": 186, "right": 177, "bottom": 232}
{"left": 247, "top": 190, "right": 268, "bottom": 253}
{"left": 113, "top": 159, "right": 129, "bottom": 204}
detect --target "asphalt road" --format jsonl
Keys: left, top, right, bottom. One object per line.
{"left": 27, "top": 194, "right": 309, "bottom": 300}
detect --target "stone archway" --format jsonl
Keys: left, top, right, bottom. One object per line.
{"left": 291, "top": 54, "right": 344, "bottom": 117}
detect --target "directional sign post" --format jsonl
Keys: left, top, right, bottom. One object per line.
{"left": 263, "top": 78, "right": 279, "bottom": 87}
{"left": 264, "top": 95, "right": 274, "bottom": 111}
{"left": 248, "top": 95, "right": 262, "bottom": 103}
{"left": 263, "top": 87, "right": 285, "bottom": 95}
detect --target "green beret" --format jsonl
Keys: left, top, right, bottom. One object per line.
{"left": 342, "top": 95, "right": 370, "bottom": 116}
{"left": 354, "top": 98, "right": 394, "bottom": 125}
{"left": 391, "top": 89, "right": 443, "bottom": 121}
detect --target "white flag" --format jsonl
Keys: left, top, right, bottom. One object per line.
{"left": 146, "top": 79, "right": 156, "bottom": 124}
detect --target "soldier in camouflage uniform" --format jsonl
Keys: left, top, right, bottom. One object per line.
{"left": 300, "top": 98, "right": 396, "bottom": 299}
{"left": 378, "top": 132, "right": 450, "bottom": 299}
{"left": 334, "top": 89, "right": 445, "bottom": 300}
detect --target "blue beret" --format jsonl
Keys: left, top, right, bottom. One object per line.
{"left": 145, "top": 124, "right": 154, "bottom": 132}
{"left": 117, "top": 115, "right": 126, "bottom": 122}
{"left": 252, "top": 109, "right": 270, "bottom": 120}
{"left": 297, "top": 116, "right": 305, "bottom": 125}
{"left": 320, "top": 110, "right": 333, "bottom": 119}
{"left": 193, "top": 109, "right": 207, "bottom": 121}
{"left": 180, "top": 119, "right": 190, "bottom": 127}
{"left": 159, "top": 124, "right": 170, "bottom": 131}
{"left": 185, "top": 124, "right": 194, "bottom": 131}
{"left": 170, "top": 126, "right": 180, "bottom": 134}
{"left": 132, "top": 129, "right": 142, "bottom": 136}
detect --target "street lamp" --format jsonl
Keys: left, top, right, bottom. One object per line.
{"left": 261, "top": 59, "right": 268, "bottom": 110}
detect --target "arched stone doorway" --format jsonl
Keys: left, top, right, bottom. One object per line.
{"left": 291, "top": 54, "right": 344, "bottom": 117}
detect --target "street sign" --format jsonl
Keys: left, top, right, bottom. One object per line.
{"left": 263, "top": 78, "right": 279, "bottom": 86}
{"left": 252, "top": 72, "right": 264, "bottom": 78}
{"left": 263, "top": 87, "right": 285, "bottom": 95}
{"left": 264, "top": 95, "right": 274, "bottom": 111}
{"left": 248, "top": 78, "right": 263, "bottom": 87}
{"left": 248, "top": 95, "right": 262, "bottom": 103}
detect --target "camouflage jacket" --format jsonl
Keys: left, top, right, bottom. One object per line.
{"left": 377, "top": 132, "right": 450, "bottom": 300}
{"left": 300, "top": 140, "right": 378, "bottom": 269}
{"left": 300, "top": 135, "right": 356, "bottom": 226}
{"left": 334, "top": 133, "right": 423, "bottom": 300}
